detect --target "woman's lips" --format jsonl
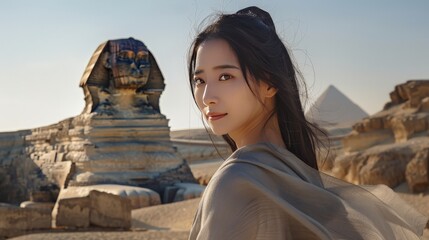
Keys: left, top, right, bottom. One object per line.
{"left": 208, "top": 113, "right": 228, "bottom": 121}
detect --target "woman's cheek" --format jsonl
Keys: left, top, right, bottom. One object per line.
{"left": 194, "top": 89, "right": 204, "bottom": 112}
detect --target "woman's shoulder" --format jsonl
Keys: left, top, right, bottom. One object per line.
{"left": 206, "top": 143, "right": 294, "bottom": 193}
{"left": 218, "top": 142, "right": 300, "bottom": 176}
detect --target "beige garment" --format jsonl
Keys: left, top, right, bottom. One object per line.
{"left": 189, "top": 142, "right": 427, "bottom": 240}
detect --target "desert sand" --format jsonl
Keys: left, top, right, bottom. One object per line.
{"left": 10, "top": 160, "right": 429, "bottom": 240}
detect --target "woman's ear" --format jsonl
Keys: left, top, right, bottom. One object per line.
{"left": 266, "top": 86, "right": 277, "bottom": 98}
{"left": 260, "top": 81, "right": 277, "bottom": 98}
{"left": 258, "top": 81, "right": 277, "bottom": 98}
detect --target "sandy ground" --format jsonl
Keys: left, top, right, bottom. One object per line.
{"left": 10, "top": 230, "right": 190, "bottom": 240}
{"left": 10, "top": 160, "right": 429, "bottom": 239}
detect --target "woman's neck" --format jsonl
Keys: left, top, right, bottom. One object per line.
{"left": 230, "top": 112, "right": 286, "bottom": 149}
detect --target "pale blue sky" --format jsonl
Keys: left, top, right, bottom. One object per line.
{"left": 0, "top": 0, "right": 428, "bottom": 131}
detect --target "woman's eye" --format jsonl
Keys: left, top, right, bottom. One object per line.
{"left": 193, "top": 78, "right": 205, "bottom": 86}
{"left": 219, "top": 74, "right": 232, "bottom": 81}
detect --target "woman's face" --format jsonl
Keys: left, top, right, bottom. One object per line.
{"left": 193, "top": 39, "right": 272, "bottom": 136}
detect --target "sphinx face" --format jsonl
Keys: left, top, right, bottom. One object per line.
{"left": 108, "top": 40, "right": 151, "bottom": 89}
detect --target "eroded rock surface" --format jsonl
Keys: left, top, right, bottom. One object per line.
{"left": 52, "top": 190, "right": 131, "bottom": 229}
{"left": 333, "top": 80, "right": 429, "bottom": 192}
{"left": 54, "top": 185, "right": 161, "bottom": 210}
{"left": 0, "top": 203, "right": 51, "bottom": 238}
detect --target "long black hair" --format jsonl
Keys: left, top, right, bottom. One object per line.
{"left": 188, "top": 6, "right": 325, "bottom": 170}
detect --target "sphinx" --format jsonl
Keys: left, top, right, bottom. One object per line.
{"left": 0, "top": 38, "right": 198, "bottom": 204}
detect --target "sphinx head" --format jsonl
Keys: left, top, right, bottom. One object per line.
{"left": 106, "top": 38, "right": 151, "bottom": 89}
{"left": 80, "top": 38, "right": 165, "bottom": 113}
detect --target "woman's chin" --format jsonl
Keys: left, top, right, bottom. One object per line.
{"left": 209, "top": 127, "right": 228, "bottom": 136}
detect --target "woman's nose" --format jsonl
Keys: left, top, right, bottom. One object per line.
{"left": 202, "top": 84, "right": 218, "bottom": 106}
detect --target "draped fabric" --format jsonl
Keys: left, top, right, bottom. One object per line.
{"left": 189, "top": 142, "right": 427, "bottom": 240}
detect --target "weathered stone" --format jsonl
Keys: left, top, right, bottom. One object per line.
{"left": 333, "top": 80, "right": 429, "bottom": 190}
{"left": 420, "top": 97, "right": 429, "bottom": 111}
{"left": 344, "top": 80, "right": 429, "bottom": 153}
{"left": 406, "top": 149, "right": 429, "bottom": 193}
{"left": 359, "top": 151, "right": 410, "bottom": 187}
{"left": 89, "top": 190, "right": 131, "bottom": 228}
{"left": 49, "top": 161, "right": 74, "bottom": 188}
{"left": 54, "top": 196, "right": 90, "bottom": 228}
{"left": 53, "top": 190, "right": 131, "bottom": 229}
{"left": 385, "top": 80, "right": 429, "bottom": 108}
{"left": 342, "top": 130, "right": 394, "bottom": 153}
{"left": 20, "top": 201, "right": 55, "bottom": 213}
{"left": 332, "top": 141, "right": 418, "bottom": 187}
{"left": 353, "top": 117, "right": 385, "bottom": 133}
{"left": 391, "top": 114, "right": 428, "bottom": 142}
{"left": 53, "top": 185, "right": 160, "bottom": 209}
{"left": 331, "top": 152, "right": 363, "bottom": 185}
{"left": 0, "top": 203, "right": 51, "bottom": 238}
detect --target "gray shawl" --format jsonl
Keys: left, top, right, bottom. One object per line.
{"left": 189, "top": 142, "right": 427, "bottom": 240}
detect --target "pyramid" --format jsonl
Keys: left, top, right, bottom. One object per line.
{"left": 306, "top": 85, "right": 368, "bottom": 127}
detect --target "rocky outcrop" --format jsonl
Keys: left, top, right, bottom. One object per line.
{"left": 52, "top": 190, "right": 131, "bottom": 229}
{"left": 332, "top": 80, "right": 429, "bottom": 192}
{"left": 406, "top": 149, "right": 429, "bottom": 193}
{"left": 343, "top": 80, "right": 429, "bottom": 153}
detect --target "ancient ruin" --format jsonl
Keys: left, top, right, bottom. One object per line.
{"left": 0, "top": 38, "right": 204, "bottom": 236}
{"left": 330, "top": 80, "right": 429, "bottom": 192}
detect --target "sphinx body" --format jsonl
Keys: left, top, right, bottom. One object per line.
{"left": 0, "top": 38, "right": 196, "bottom": 203}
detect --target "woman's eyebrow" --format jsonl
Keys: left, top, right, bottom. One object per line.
{"left": 213, "top": 64, "right": 240, "bottom": 70}
{"left": 194, "top": 64, "right": 240, "bottom": 75}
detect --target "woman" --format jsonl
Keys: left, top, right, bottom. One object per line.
{"left": 188, "top": 6, "right": 427, "bottom": 240}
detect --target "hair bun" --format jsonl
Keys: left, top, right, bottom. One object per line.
{"left": 236, "top": 6, "right": 276, "bottom": 31}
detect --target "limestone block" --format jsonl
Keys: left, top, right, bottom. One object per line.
{"left": 49, "top": 161, "right": 74, "bottom": 188}
{"left": 89, "top": 190, "right": 131, "bottom": 228}
{"left": 406, "top": 149, "right": 429, "bottom": 193}
{"left": 172, "top": 183, "right": 205, "bottom": 202}
{"left": 342, "top": 130, "right": 394, "bottom": 153}
{"left": 389, "top": 90, "right": 401, "bottom": 105}
{"left": 331, "top": 152, "right": 363, "bottom": 185}
{"left": 408, "top": 81, "right": 429, "bottom": 108}
{"left": 354, "top": 117, "right": 384, "bottom": 133}
{"left": 54, "top": 185, "right": 160, "bottom": 209}
{"left": 0, "top": 203, "right": 51, "bottom": 238}
{"left": 20, "top": 201, "right": 55, "bottom": 213}
{"left": 391, "top": 114, "right": 428, "bottom": 142}
{"left": 420, "top": 97, "right": 429, "bottom": 111}
{"left": 386, "top": 80, "right": 429, "bottom": 109}
{"left": 53, "top": 190, "right": 131, "bottom": 229}
{"left": 359, "top": 151, "right": 410, "bottom": 188}
{"left": 54, "top": 195, "right": 90, "bottom": 228}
